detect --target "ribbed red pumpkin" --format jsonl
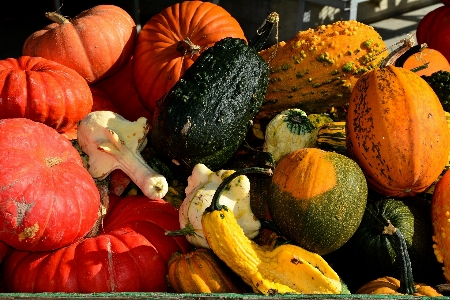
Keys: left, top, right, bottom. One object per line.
{"left": 3, "top": 194, "right": 192, "bottom": 293}
{"left": 133, "top": 0, "right": 246, "bottom": 114}
{"left": 22, "top": 5, "right": 136, "bottom": 84}
{"left": 0, "top": 118, "right": 100, "bottom": 251}
{"left": 0, "top": 56, "right": 92, "bottom": 133}
{"left": 346, "top": 65, "right": 450, "bottom": 197}
{"left": 416, "top": 5, "right": 450, "bottom": 63}
{"left": 94, "top": 57, "right": 152, "bottom": 121}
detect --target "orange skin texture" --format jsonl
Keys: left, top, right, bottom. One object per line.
{"left": 273, "top": 148, "right": 337, "bottom": 200}
{"left": 346, "top": 65, "right": 450, "bottom": 197}
{"left": 22, "top": 5, "right": 136, "bottom": 84}
{"left": 356, "top": 276, "right": 442, "bottom": 296}
{"left": 0, "top": 56, "right": 93, "bottom": 133}
{"left": 431, "top": 169, "right": 450, "bottom": 282}
{"left": 133, "top": 0, "right": 246, "bottom": 114}
{"left": 403, "top": 48, "right": 450, "bottom": 76}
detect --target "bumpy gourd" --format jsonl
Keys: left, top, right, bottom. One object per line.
{"left": 257, "top": 20, "right": 386, "bottom": 121}
{"left": 202, "top": 168, "right": 345, "bottom": 295}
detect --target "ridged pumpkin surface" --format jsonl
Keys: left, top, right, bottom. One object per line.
{"left": 431, "top": 168, "right": 450, "bottom": 282}
{"left": 133, "top": 1, "right": 246, "bottom": 114}
{"left": 268, "top": 148, "right": 368, "bottom": 255}
{"left": 22, "top": 5, "right": 136, "bottom": 84}
{"left": 346, "top": 65, "right": 450, "bottom": 197}
{"left": 167, "top": 248, "right": 244, "bottom": 294}
{"left": 257, "top": 20, "right": 386, "bottom": 121}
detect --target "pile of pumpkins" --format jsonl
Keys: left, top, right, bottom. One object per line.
{"left": 1, "top": 0, "right": 450, "bottom": 296}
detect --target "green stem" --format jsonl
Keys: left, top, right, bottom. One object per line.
{"left": 248, "top": 12, "right": 279, "bottom": 52}
{"left": 165, "top": 222, "right": 195, "bottom": 236}
{"left": 206, "top": 167, "right": 273, "bottom": 212}
{"left": 383, "top": 221, "right": 417, "bottom": 295}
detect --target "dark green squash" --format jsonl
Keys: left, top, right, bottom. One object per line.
{"left": 151, "top": 37, "right": 270, "bottom": 175}
{"left": 326, "top": 196, "right": 445, "bottom": 292}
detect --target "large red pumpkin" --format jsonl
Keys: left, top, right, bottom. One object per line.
{"left": 22, "top": 5, "right": 136, "bottom": 84}
{"left": 3, "top": 194, "right": 192, "bottom": 293}
{"left": 0, "top": 56, "right": 92, "bottom": 133}
{"left": 94, "top": 57, "right": 152, "bottom": 121}
{"left": 346, "top": 65, "right": 450, "bottom": 197}
{"left": 133, "top": 0, "right": 246, "bottom": 114}
{"left": 416, "top": 5, "right": 450, "bottom": 63}
{"left": 0, "top": 118, "right": 100, "bottom": 251}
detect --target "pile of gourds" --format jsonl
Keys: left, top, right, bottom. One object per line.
{"left": 0, "top": 0, "right": 450, "bottom": 297}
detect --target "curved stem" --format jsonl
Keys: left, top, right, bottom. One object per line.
{"left": 206, "top": 167, "right": 273, "bottom": 212}
{"left": 383, "top": 221, "right": 417, "bottom": 295}
{"left": 165, "top": 222, "right": 196, "bottom": 237}
{"left": 248, "top": 12, "right": 279, "bottom": 52}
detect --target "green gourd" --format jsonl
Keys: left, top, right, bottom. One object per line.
{"left": 326, "top": 197, "right": 445, "bottom": 292}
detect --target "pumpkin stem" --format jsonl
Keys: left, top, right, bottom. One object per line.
{"left": 383, "top": 220, "right": 417, "bottom": 295}
{"left": 380, "top": 33, "right": 416, "bottom": 67}
{"left": 249, "top": 12, "right": 279, "bottom": 54}
{"left": 206, "top": 167, "right": 273, "bottom": 212}
{"left": 176, "top": 38, "right": 202, "bottom": 57}
{"left": 45, "top": 11, "right": 70, "bottom": 24}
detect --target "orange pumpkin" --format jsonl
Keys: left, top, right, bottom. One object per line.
{"left": 22, "top": 5, "right": 136, "bottom": 84}
{"left": 402, "top": 46, "right": 450, "bottom": 76}
{"left": 431, "top": 168, "right": 450, "bottom": 282}
{"left": 356, "top": 276, "right": 442, "bottom": 296}
{"left": 167, "top": 248, "right": 245, "bottom": 293}
{"left": 346, "top": 65, "right": 450, "bottom": 197}
{"left": 133, "top": 0, "right": 246, "bottom": 114}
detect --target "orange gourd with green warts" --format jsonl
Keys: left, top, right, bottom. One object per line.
{"left": 256, "top": 20, "right": 386, "bottom": 121}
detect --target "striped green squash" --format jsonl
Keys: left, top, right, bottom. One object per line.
{"left": 316, "top": 122, "right": 347, "bottom": 155}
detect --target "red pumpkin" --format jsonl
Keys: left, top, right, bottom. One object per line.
{"left": 0, "top": 118, "right": 100, "bottom": 251}
{"left": 133, "top": 0, "right": 246, "bottom": 114}
{"left": 417, "top": 5, "right": 450, "bottom": 63}
{"left": 94, "top": 57, "right": 152, "bottom": 121}
{"left": 346, "top": 65, "right": 450, "bottom": 197}
{"left": 3, "top": 194, "right": 192, "bottom": 293}
{"left": 22, "top": 5, "right": 136, "bottom": 84}
{"left": 0, "top": 56, "right": 92, "bottom": 133}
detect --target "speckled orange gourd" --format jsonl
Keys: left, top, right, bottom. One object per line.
{"left": 257, "top": 20, "right": 386, "bottom": 121}
{"left": 432, "top": 169, "right": 450, "bottom": 282}
{"left": 346, "top": 65, "right": 450, "bottom": 197}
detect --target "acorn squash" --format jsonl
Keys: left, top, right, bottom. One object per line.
{"left": 268, "top": 148, "right": 368, "bottom": 255}
{"left": 327, "top": 196, "right": 444, "bottom": 292}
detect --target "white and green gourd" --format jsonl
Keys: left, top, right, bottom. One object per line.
{"left": 263, "top": 108, "right": 333, "bottom": 162}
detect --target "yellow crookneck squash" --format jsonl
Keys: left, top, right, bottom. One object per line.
{"left": 201, "top": 167, "right": 346, "bottom": 295}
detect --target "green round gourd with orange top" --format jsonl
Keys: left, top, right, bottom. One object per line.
{"left": 268, "top": 148, "right": 368, "bottom": 255}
